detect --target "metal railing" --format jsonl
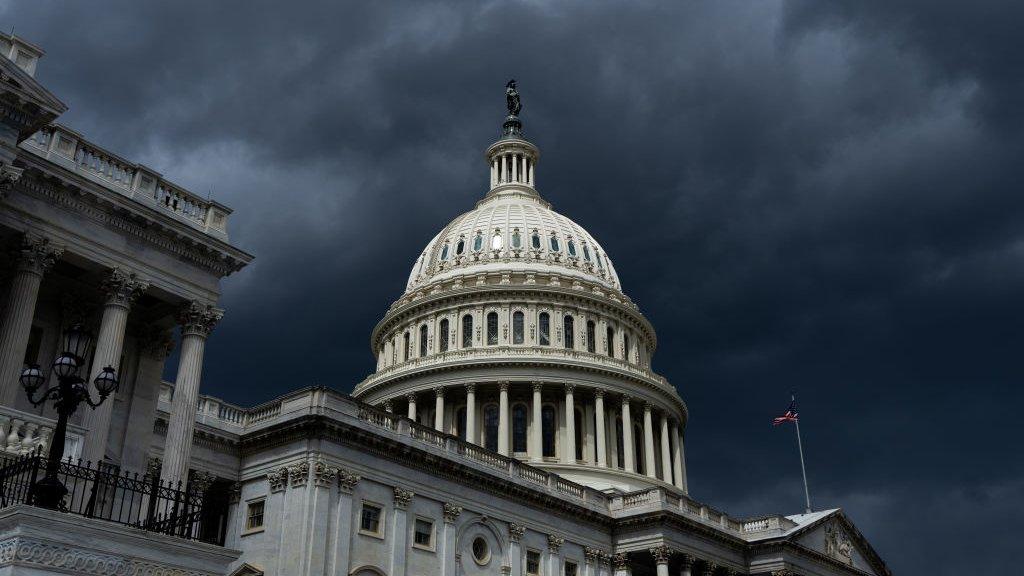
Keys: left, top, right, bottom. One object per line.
{"left": 0, "top": 452, "right": 228, "bottom": 545}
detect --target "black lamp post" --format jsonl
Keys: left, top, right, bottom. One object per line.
{"left": 19, "top": 323, "right": 118, "bottom": 510}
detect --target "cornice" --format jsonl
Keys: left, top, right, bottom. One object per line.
{"left": 612, "top": 510, "right": 748, "bottom": 553}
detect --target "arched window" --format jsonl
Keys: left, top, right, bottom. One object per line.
{"left": 549, "top": 234, "right": 560, "bottom": 252}
{"left": 596, "top": 252, "right": 605, "bottom": 271}
{"left": 419, "top": 325, "right": 428, "bottom": 357}
{"left": 623, "top": 333, "right": 631, "bottom": 362}
{"left": 512, "top": 404, "right": 528, "bottom": 453}
{"left": 615, "top": 417, "right": 625, "bottom": 469}
{"left": 440, "top": 243, "right": 450, "bottom": 261}
{"left": 511, "top": 229, "right": 522, "bottom": 249}
{"left": 563, "top": 315, "right": 574, "bottom": 349}
{"left": 531, "top": 230, "right": 541, "bottom": 249}
{"left": 542, "top": 405, "right": 556, "bottom": 458}
{"left": 567, "top": 239, "right": 577, "bottom": 257}
{"left": 633, "top": 423, "right": 645, "bottom": 475}
{"left": 586, "top": 321, "right": 596, "bottom": 353}
{"left": 487, "top": 312, "right": 498, "bottom": 345}
{"left": 438, "top": 319, "right": 449, "bottom": 353}
{"left": 583, "top": 244, "right": 591, "bottom": 261}
{"left": 473, "top": 232, "right": 483, "bottom": 252}
{"left": 456, "top": 406, "right": 467, "bottom": 440}
{"left": 606, "top": 327, "right": 615, "bottom": 357}
{"left": 402, "top": 332, "right": 410, "bottom": 362}
{"left": 484, "top": 405, "right": 499, "bottom": 452}
{"left": 462, "top": 315, "right": 473, "bottom": 348}
{"left": 574, "top": 408, "right": 584, "bottom": 461}
{"left": 512, "top": 311, "right": 525, "bottom": 344}
{"left": 456, "top": 237, "right": 466, "bottom": 255}
{"left": 491, "top": 230, "right": 503, "bottom": 250}
{"left": 539, "top": 312, "right": 550, "bottom": 346}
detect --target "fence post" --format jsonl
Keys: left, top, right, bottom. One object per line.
{"left": 25, "top": 453, "right": 40, "bottom": 506}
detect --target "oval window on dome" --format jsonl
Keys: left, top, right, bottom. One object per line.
{"left": 473, "top": 232, "right": 483, "bottom": 252}
{"left": 567, "top": 239, "right": 577, "bottom": 257}
{"left": 511, "top": 229, "right": 522, "bottom": 249}
{"left": 549, "top": 234, "right": 560, "bottom": 252}
{"left": 531, "top": 230, "right": 541, "bottom": 249}
{"left": 583, "top": 244, "right": 591, "bottom": 261}
{"left": 491, "top": 230, "right": 503, "bottom": 250}
{"left": 440, "top": 243, "right": 450, "bottom": 261}
{"left": 456, "top": 237, "right": 465, "bottom": 255}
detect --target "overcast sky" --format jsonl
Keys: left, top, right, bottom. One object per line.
{"left": 5, "top": 1, "right": 1021, "bottom": 573}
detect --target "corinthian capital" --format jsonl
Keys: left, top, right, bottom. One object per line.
{"left": 101, "top": 268, "right": 149, "bottom": 308}
{"left": 0, "top": 161, "right": 24, "bottom": 198}
{"left": 649, "top": 545, "right": 673, "bottom": 565}
{"left": 14, "top": 233, "right": 63, "bottom": 276}
{"left": 178, "top": 301, "right": 223, "bottom": 337}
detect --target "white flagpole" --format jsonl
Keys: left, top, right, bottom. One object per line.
{"left": 792, "top": 393, "right": 812, "bottom": 514}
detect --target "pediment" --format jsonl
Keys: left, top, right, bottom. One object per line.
{"left": 0, "top": 56, "right": 66, "bottom": 139}
{"left": 229, "top": 563, "right": 264, "bottom": 576}
{"left": 793, "top": 513, "right": 889, "bottom": 576}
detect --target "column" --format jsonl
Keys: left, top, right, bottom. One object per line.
{"left": 0, "top": 234, "right": 62, "bottom": 405}
{"left": 650, "top": 546, "right": 672, "bottom": 576}
{"left": 328, "top": 470, "right": 360, "bottom": 575}
{"left": 595, "top": 389, "right": 607, "bottom": 467}
{"left": 660, "top": 413, "right": 673, "bottom": 484}
{"left": 676, "top": 427, "right": 688, "bottom": 494}
{"left": 531, "top": 381, "right": 543, "bottom": 462}
{"left": 441, "top": 503, "right": 462, "bottom": 576}
{"left": 161, "top": 301, "right": 222, "bottom": 486}
{"left": 612, "top": 553, "right": 631, "bottom": 576}
{"left": 465, "top": 383, "right": 476, "bottom": 443}
{"left": 498, "top": 381, "right": 510, "bottom": 455}
{"left": 390, "top": 487, "right": 413, "bottom": 576}
{"left": 119, "top": 328, "right": 173, "bottom": 473}
{"left": 643, "top": 403, "right": 657, "bottom": 479}
{"left": 548, "top": 535, "right": 564, "bottom": 576}
{"left": 679, "top": 554, "right": 694, "bottom": 576}
{"left": 407, "top": 393, "right": 417, "bottom": 420}
{"left": 501, "top": 155, "right": 507, "bottom": 184}
{"left": 434, "top": 387, "right": 445, "bottom": 431}
{"left": 621, "top": 396, "right": 635, "bottom": 472}
{"left": 508, "top": 523, "right": 525, "bottom": 576}
{"left": 511, "top": 154, "right": 519, "bottom": 182}
{"left": 81, "top": 268, "right": 149, "bottom": 465}
{"left": 563, "top": 384, "right": 576, "bottom": 464}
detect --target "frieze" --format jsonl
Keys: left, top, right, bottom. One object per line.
{"left": 0, "top": 536, "right": 220, "bottom": 576}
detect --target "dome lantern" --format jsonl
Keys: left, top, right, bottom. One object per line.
{"left": 486, "top": 80, "right": 539, "bottom": 197}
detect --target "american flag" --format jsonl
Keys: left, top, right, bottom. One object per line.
{"left": 772, "top": 399, "right": 799, "bottom": 426}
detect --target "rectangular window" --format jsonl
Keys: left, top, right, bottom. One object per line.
{"left": 539, "top": 313, "right": 550, "bottom": 346}
{"left": 487, "top": 312, "right": 498, "bottom": 345}
{"left": 462, "top": 315, "right": 473, "bottom": 347}
{"left": 360, "top": 502, "right": 383, "bottom": 537}
{"left": 565, "top": 561, "right": 578, "bottom": 576}
{"left": 244, "top": 499, "right": 265, "bottom": 532}
{"left": 513, "top": 311, "right": 525, "bottom": 344}
{"left": 586, "top": 321, "right": 595, "bottom": 353}
{"left": 526, "top": 550, "right": 541, "bottom": 575}
{"left": 413, "top": 518, "right": 434, "bottom": 549}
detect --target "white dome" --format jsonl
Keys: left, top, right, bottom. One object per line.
{"left": 405, "top": 191, "right": 622, "bottom": 293}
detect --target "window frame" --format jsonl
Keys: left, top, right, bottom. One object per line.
{"left": 539, "top": 312, "right": 550, "bottom": 346}
{"left": 565, "top": 560, "right": 579, "bottom": 576}
{"left": 439, "top": 318, "right": 450, "bottom": 353}
{"left": 419, "top": 324, "right": 429, "bottom": 357}
{"left": 358, "top": 501, "right": 386, "bottom": 539}
{"left": 526, "top": 549, "right": 542, "bottom": 576}
{"left": 512, "top": 311, "right": 525, "bottom": 344}
{"left": 486, "top": 311, "right": 499, "bottom": 345}
{"left": 411, "top": 516, "right": 436, "bottom": 551}
{"left": 242, "top": 497, "right": 266, "bottom": 535}
{"left": 462, "top": 314, "right": 474, "bottom": 348}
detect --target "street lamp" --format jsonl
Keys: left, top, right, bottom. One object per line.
{"left": 19, "top": 323, "right": 118, "bottom": 510}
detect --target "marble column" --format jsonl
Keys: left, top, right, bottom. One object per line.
{"left": 677, "top": 428, "right": 688, "bottom": 494}
{"left": 407, "top": 393, "right": 417, "bottom": 420}
{"left": 595, "top": 389, "right": 607, "bottom": 467}
{"left": 563, "top": 384, "right": 576, "bottom": 464}
{"left": 621, "top": 396, "right": 635, "bottom": 473}
{"left": 328, "top": 470, "right": 360, "bottom": 575}
{"left": 660, "top": 414, "right": 673, "bottom": 484}
{"left": 643, "top": 403, "right": 657, "bottom": 479}
{"left": 498, "top": 381, "right": 510, "bottom": 455}
{"left": 390, "top": 487, "right": 413, "bottom": 576}
{"left": 0, "top": 234, "right": 62, "bottom": 405}
{"left": 81, "top": 268, "right": 149, "bottom": 466}
{"left": 465, "top": 383, "right": 476, "bottom": 443}
{"left": 441, "top": 502, "right": 462, "bottom": 576}
{"left": 434, "top": 387, "right": 445, "bottom": 431}
{"left": 531, "top": 381, "right": 543, "bottom": 462}
{"left": 679, "top": 554, "right": 694, "bottom": 576}
{"left": 161, "top": 301, "right": 222, "bottom": 486}
{"left": 650, "top": 546, "right": 672, "bottom": 576}
{"left": 612, "top": 553, "right": 631, "bottom": 576}
{"left": 120, "top": 328, "right": 173, "bottom": 473}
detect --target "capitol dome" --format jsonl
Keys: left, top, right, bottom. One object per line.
{"left": 353, "top": 85, "right": 688, "bottom": 495}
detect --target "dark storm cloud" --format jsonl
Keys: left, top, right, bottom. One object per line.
{"left": 4, "top": 1, "right": 1020, "bottom": 573}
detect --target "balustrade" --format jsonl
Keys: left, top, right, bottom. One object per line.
{"left": 0, "top": 406, "right": 84, "bottom": 461}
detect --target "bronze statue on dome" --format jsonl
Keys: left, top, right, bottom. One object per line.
{"left": 506, "top": 79, "right": 521, "bottom": 116}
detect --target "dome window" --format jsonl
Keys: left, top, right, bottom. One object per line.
{"left": 462, "top": 315, "right": 474, "bottom": 347}
{"left": 583, "top": 244, "right": 591, "bottom": 261}
{"left": 456, "top": 237, "right": 466, "bottom": 255}
{"left": 511, "top": 229, "right": 522, "bottom": 249}
{"left": 487, "top": 312, "right": 498, "bottom": 345}
{"left": 567, "top": 239, "right": 577, "bottom": 257}
{"left": 473, "top": 232, "right": 484, "bottom": 252}
{"left": 439, "top": 319, "right": 449, "bottom": 353}
{"left": 531, "top": 230, "right": 541, "bottom": 250}
{"left": 512, "top": 311, "right": 525, "bottom": 344}
{"left": 549, "top": 234, "right": 561, "bottom": 252}
{"left": 539, "top": 312, "right": 550, "bottom": 345}
{"left": 440, "top": 243, "right": 450, "bottom": 261}
{"left": 596, "top": 252, "right": 605, "bottom": 271}
{"left": 491, "top": 230, "right": 503, "bottom": 250}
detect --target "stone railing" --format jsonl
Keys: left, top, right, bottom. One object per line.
{"left": 358, "top": 345, "right": 670, "bottom": 393}
{"left": 20, "top": 124, "right": 232, "bottom": 241}
{"left": 0, "top": 406, "right": 85, "bottom": 462}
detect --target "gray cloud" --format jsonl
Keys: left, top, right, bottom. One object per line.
{"left": 4, "top": 1, "right": 1020, "bottom": 573}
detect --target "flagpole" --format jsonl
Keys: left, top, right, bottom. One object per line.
{"left": 792, "top": 394, "right": 812, "bottom": 514}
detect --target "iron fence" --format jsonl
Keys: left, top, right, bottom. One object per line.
{"left": 0, "top": 451, "right": 228, "bottom": 545}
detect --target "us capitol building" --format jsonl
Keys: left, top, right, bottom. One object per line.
{"left": 0, "top": 33, "right": 891, "bottom": 576}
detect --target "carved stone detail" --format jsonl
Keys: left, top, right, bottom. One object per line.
{"left": 337, "top": 468, "right": 361, "bottom": 494}
{"left": 649, "top": 545, "right": 673, "bottom": 565}
{"left": 177, "top": 301, "right": 223, "bottom": 338}
{"left": 584, "top": 546, "right": 603, "bottom": 563}
{"left": 679, "top": 553, "right": 695, "bottom": 569}
{"left": 312, "top": 459, "right": 339, "bottom": 488}
{"left": 268, "top": 467, "right": 288, "bottom": 492}
{"left": 394, "top": 486, "right": 414, "bottom": 510}
{"left": 443, "top": 502, "right": 462, "bottom": 524}
{"left": 701, "top": 560, "right": 719, "bottom": 576}
{"left": 0, "top": 536, "right": 219, "bottom": 576}
{"left": 13, "top": 233, "right": 62, "bottom": 276}
{"left": 825, "top": 520, "right": 854, "bottom": 565}
{"left": 228, "top": 481, "right": 242, "bottom": 504}
{"left": 508, "top": 522, "right": 525, "bottom": 542}
{"left": 101, "top": 268, "right": 149, "bottom": 308}
{"left": 611, "top": 553, "right": 630, "bottom": 570}
{"left": 547, "top": 534, "right": 564, "bottom": 553}
{"left": 0, "top": 162, "right": 23, "bottom": 198}
{"left": 288, "top": 461, "right": 310, "bottom": 488}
